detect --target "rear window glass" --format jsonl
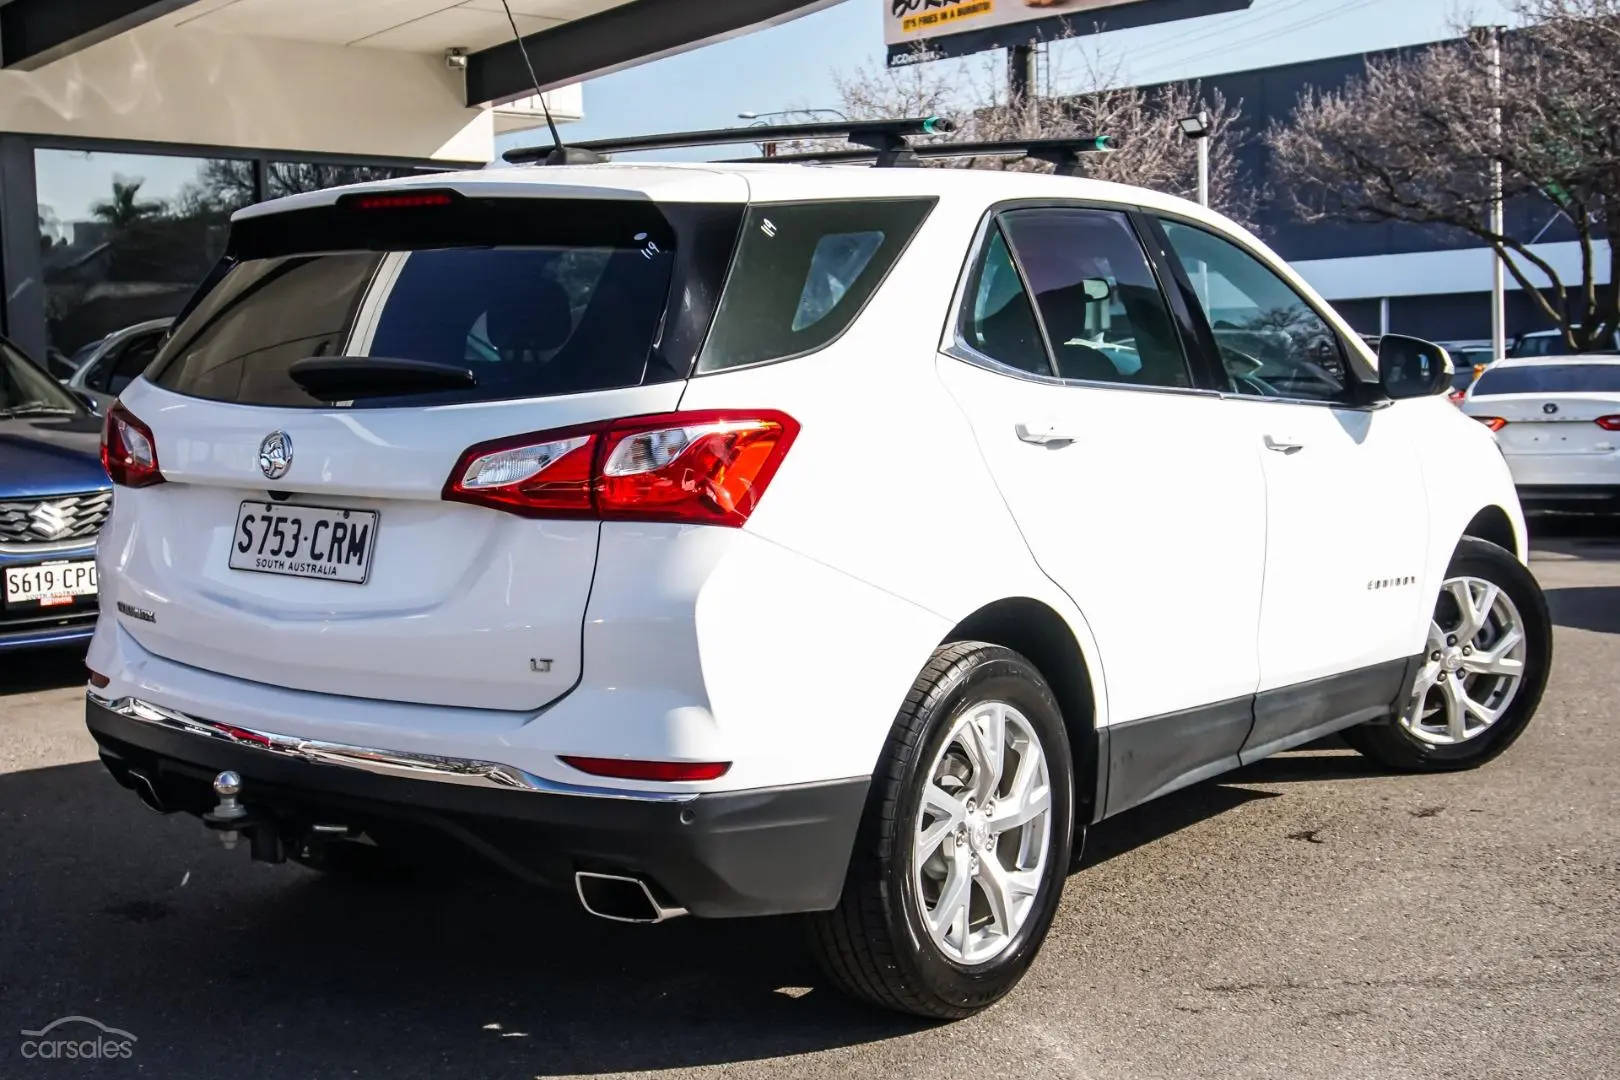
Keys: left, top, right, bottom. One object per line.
{"left": 151, "top": 198, "right": 683, "bottom": 408}
{"left": 1470, "top": 363, "right": 1620, "bottom": 395}
{"left": 697, "top": 198, "right": 935, "bottom": 373}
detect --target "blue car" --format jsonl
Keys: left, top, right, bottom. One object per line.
{"left": 1, "top": 335, "right": 110, "bottom": 651}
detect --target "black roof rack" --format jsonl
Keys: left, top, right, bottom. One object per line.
{"left": 719, "top": 136, "right": 1117, "bottom": 176}
{"left": 502, "top": 116, "right": 957, "bottom": 166}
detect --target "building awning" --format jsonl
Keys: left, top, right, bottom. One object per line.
{"left": 0, "top": 0, "right": 839, "bottom": 106}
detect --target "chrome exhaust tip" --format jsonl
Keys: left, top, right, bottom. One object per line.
{"left": 574, "top": 871, "right": 687, "bottom": 924}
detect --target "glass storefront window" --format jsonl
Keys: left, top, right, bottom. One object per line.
{"left": 267, "top": 162, "right": 438, "bottom": 199}
{"left": 35, "top": 149, "right": 255, "bottom": 364}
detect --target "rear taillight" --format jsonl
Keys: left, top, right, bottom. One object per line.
{"left": 444, "top": 410, "right": 798, "bottom": 526}
{"left": 1475, "top": 416, "right": 1508, "bottom": 432}
{"left": 1596, "top": 415, "right": 1620, "bottom": 431}
{"left": 101, "top": 402, "right": 163, "bottom": 487}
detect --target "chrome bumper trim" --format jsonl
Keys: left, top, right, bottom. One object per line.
{"left": 88, "top": 692, "right": 698, "bottom": 804}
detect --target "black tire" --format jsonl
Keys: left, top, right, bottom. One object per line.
{"left": 1343, "top": 536, "right": 1552, "bottom": 772}
{"left": 808, "top": 642, "right": 1076, "bottom": 1019}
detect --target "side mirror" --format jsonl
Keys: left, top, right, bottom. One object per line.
{"left": 70, "top": 389, "right": 101, "bottom": 415}
{"left": 1377, "top": 334, "right": 1453, "bottom": 399}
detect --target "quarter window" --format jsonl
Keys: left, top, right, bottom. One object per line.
{"left": 1159, "top": 220, "right": 1351, "bottom": 403}
{"left": 696, "top": 199, "right": 935, "bottom": 373}
{"left": 999, "top": 209, "right": 1193, "bottom": 389}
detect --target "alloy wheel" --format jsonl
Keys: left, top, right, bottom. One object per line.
{"left": 1400, "top": 575, "right": 1529, "bottom": 746}
{"left": 913, "top": 701, "right": 1053, "bottom": 966}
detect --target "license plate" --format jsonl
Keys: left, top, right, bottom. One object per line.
{"left": 228, "top": 502, "right": 378, "bottom": 584}
{"left": 4, "top": 559, "right": 98, "bottom": 608}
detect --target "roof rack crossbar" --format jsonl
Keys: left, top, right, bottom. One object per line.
{"left": 719, "top": 136, "right": 1116, "bottom": 176}
{"left": 502, "top": 116, "right": 956, "bottom": 165}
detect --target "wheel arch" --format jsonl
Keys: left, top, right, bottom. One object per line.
{"left": 1460, "top": 504, "right": 1521, "bottom": 560}
{"left": 942, "top": 597, "right": 1104, "bottom": 824}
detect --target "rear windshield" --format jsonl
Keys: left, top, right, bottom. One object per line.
{"left": 1470, "top": 363, "right": 1620, "bottom": 395}
{"left": 150, "top": 196, "right": 728, "bottom": 408}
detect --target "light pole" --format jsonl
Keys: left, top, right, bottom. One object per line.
{"left": 738, "top": 109, "right": 848, "bottom": 158}
{"left": 1484, "top": 24, "right": 1507, "bottom": 363}
{"left": 738, "top": 108, "right": 849, "bottom": 122}
{"left": 1178, "top": 111, "right": 1211, "bottom": 208}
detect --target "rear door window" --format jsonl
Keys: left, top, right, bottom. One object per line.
{"left": 697, "top": 198, "right": 935, "bottom": 373}
{"left": 1471, "top": 363, "right": 1620, "bottom": 395}
{"left": 1001, "top": 208, "right": 1193, "bottom": 389}
{"left": 150, "top": 198, "right": 692, "bottom": 408}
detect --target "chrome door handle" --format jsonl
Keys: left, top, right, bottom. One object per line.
{"left": 1263, "top": 435, "right": 1305, "bottom": 454}
{"left": 1015, "top": 421, "right": 1080, "bottom": 446}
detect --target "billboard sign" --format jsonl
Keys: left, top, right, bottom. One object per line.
{"left": 884, "top": 0, "right": 1254, "bottom": 66}
{"left": 885, "top": 0, "right": 1137, "bottom": 46}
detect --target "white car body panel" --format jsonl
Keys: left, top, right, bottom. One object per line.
{"left": 105, "top": 377, "right": 684, "bottom": 712}
{"left": 936, "top": 358, "right": 1267, "bottom": 722}
{"left": 89, "top": 161, "right": 1529, "bottom": 808}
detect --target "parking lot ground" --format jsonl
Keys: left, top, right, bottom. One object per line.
{"left": 2, "top": 522, "right": 1618, "bottom": 1080}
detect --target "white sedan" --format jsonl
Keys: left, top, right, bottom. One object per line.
{"left": 1461, "top": 355, "right": 1620, "bottom": 513}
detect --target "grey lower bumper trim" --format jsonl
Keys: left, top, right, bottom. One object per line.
{"left": 86, "top": 692, "right": 696, "bottom": 804}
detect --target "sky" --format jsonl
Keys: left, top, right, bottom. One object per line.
{"left": 500, "top": 0, "right": 1518, "bottom": 156}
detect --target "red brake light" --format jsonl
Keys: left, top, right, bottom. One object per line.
{"left": 1475, "top": 416, "right": 1508, "bottom": 432}
{"left": 101, "top": 402, "right": 164, "bottom": 487}
{"left": 443, "top": 410, "right": 799, "bottom": 526}
{"left": 345, "top": 191, "right": 455, "bottom": 211}
{"left": 1596, "top": 415, "right": 1620, "bottom": 431}
{"left": 559, "top": 756, "right": 731, "bottom": 782}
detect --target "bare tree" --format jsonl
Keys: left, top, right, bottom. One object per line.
{"left": 1266, "top": 0, "right": 1620, "bottom": 350}
{"left": 784, "top": 46, "right": 1255, "bottom": 221}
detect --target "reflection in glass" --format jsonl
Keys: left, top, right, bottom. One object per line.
{"left": 267, "top": 162, "right": 436, "bottom": 199}
{"left": 35, "top": 150, "right": 255, "bottom": 362}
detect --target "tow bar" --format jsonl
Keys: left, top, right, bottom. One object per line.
{"left": 201, "top": 771, "right": 285, "bottom": 863}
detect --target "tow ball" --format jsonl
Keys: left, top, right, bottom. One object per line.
{"left": 201, "top": 771, "right": 284, "bottom": 863}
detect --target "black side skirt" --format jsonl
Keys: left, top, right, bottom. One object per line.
{"left": 1099, "top": 655, "right": 1419, "bottom": 821}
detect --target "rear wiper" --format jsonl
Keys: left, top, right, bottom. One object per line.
{"left": 287, "top": 356, "right": 477, "bottom": 400}
{"left": 0, "top": 404, "right": 76, "bottom": 418}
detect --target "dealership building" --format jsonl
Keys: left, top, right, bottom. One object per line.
{"left": 0, "top": 0, "right": 837, "bottom": 369}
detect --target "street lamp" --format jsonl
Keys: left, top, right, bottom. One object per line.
{"left": 737, "top": 108, "right": 848, "bottom": 158}
{"left": 1177, "top": 110, "right": 1211, "bottom": 208}
{"left": 738, "top": 108, "right": 849, "bottom": 122}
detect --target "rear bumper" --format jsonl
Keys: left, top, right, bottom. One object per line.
{"left": 86, "top": 694, "right": 867, "bottom": 919}
{"left": 1515, "top": 484, "right": 1620, "bottom": 513}
{"left": 0, "top": 616, "right": 95, "bottom": 651}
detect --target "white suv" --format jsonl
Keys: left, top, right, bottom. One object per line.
{"left": 87, "top": 151, "right": 1551, "bottom": 1019}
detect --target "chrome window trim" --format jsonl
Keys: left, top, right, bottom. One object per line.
{"left": 1214, "top": 390, "right": 1391, "bottom": 413}
{"left": 941, "top": 340, "right": 1226, "bottom": 400}
{"left": 88, "top": 692, "right": 700, "bottom": 804}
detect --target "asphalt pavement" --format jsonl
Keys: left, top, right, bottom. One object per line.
{"left": 2, "top": 520, "right": 1617, "bottom": 1080}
